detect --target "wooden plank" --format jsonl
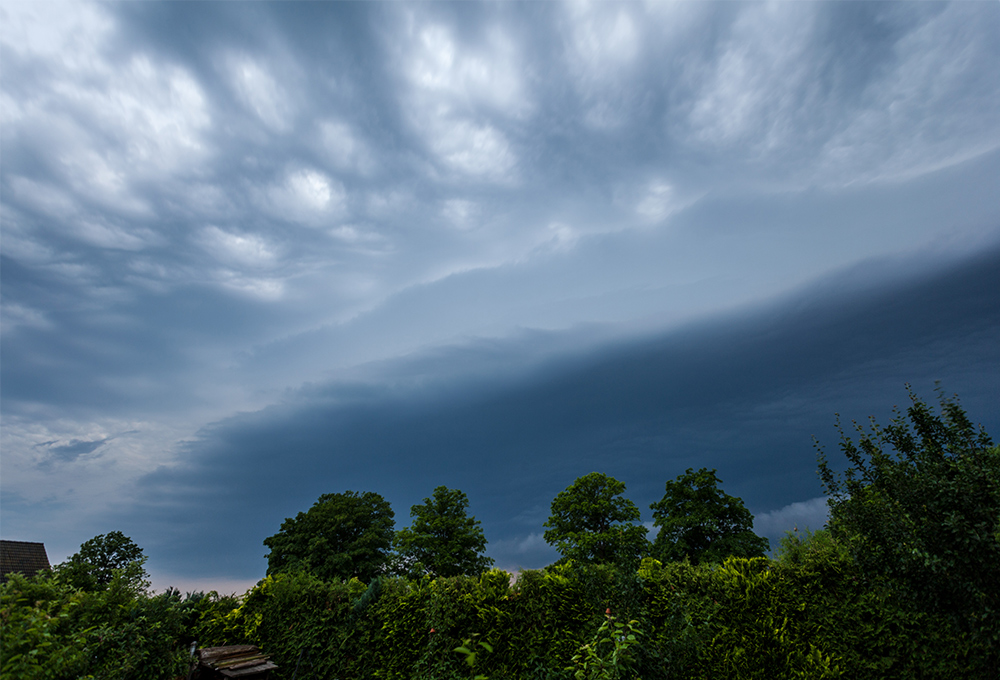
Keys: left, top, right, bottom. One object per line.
{"left": 201, "top": 645, "right": 258, "bottom": 655}
{"left": 216, "top": 656, "right": 268, "bottom": 670}
{"left": 221, "top": 661, "right": 279, "bottom": 677}
{"left": 213, "top": 653, "right": 266, "bottom": 665}
{"left": 199, "top": 645, "right": 259, "bottom": 663}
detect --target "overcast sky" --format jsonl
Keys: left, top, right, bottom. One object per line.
{"left": 2, "top": 0, "right": 998, "bottom": 593}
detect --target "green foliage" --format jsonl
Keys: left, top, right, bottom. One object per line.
{"left": 173, "top": 589, "right": 242, "bottom": 648}
{"left": 372, "top": 571, "right": 509, "bottom": 680}
{"left": 263, "top": 490, "right": 396, "bottom": 582}
{"left": 193, "top": 546, "right": 992, "bottom": 680}
{"left": 568, "top": 609, "right": 644, "bottom": 680}
{"left": 55, "top": 530, "right": 147, "bottom": 592}
{"left": 499, "top": 564, "right": 597, "bottom": 677}
{"left": 636, "top": 558, "right": 717, "bottom": 674}
{"left": 700, "top": 557, "right": 841, "bottom": 678}
{"left": 216, "top": 570, "right": 366, "bottom": 678}
{"left": 817, "top": 386, "right": 999, "bottom": 676}
{"left": 0, "top": 573, "right": 93, "bottom": 680}
{"left": 79, "top": 583, "right": 189, "bottom": 680}
{"left": 0, "top": 532, "right": 199, "bottom": 679}
{"left": 773, "top": 527, "right": 848, "bottom": 569}
{"left": 638, "top": 556, "right": 844, "bottom": 679}
{"left": 395, "top": 486, "right": 494, "bottom": 578}
{"left": 649, "top": 467, "right": 769, "bottom": 565}
{"left": 772, "top": 527, "right": 990, "bottom": 679}
{"left": 454, "top": 635, "right": 492, "bottom": 680}
{"left": 211, "top": 565, "right": 661, "bottom": 680}
{"left": 544, "top": 472, "right": 649, "bottom": 566}
{"left": 0, "top": 569, "right": 198, "bottom": 680}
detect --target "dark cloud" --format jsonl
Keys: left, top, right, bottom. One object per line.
{"left": 2, "top": 0, "right": 998, "bottom": 587}
{"left": 128, "top": 246, "right": 1000, "bottom": 578}
{"left": 41, "top": 438, "right": 110, "bottom": 461}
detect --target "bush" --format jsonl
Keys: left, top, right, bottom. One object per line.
{"left": 212, "top": 565, "right": 665, "bottom": 680}
{"left": 0, "top": 573, "right": 93, "bottom": 680}
{"left": 817, "top": 387, "right": 999, "bottom": 677}
{"left": 0, "top": 570, "right": 194, "bottom": 680}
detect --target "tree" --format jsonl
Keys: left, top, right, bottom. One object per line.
{"left": 817, "top": 387, "right": 999, "bottom": 674}
{"left": 649, "top": 467, "right": 769, "bottom": 565}
{"left": 394, "top": 486, "right": 494, "bottom": 578}
{"left": 56, "top": 531, "right": 148, "bottom": 592}
{"left": 543, "top": 472, "right": 649, "bottom": 565}
{"left": 263, "top": 490, "right": 395, "bottom": 582}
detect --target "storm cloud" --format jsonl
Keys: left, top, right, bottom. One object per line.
{"left": 1, "top": 1, "right": 997, "bottom": 590}
{"left": 131, "top": 246, "right": 1000, "bottom": 578}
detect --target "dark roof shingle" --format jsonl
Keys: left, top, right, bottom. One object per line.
{"left": 1, "top": 540, "right": 52, "bottom": 582}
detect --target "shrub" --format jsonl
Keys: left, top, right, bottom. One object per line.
{"left": 0, "top": 570, "right": 193, "bottom": 680}
{"left": 0, "top": 573, "right": 92, "bottom": 680}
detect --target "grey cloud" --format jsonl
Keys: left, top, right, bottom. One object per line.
{"left": 489, "top": 533, "right": 558, "bottom": 573}
{"left": 4, "top": 2, "right": 996, "bottom": 342}
{"left": 125, "top": 246, "right": 1000, "bottom": 579}
{"left": 40, "top": 438, "right": 110, "bottom": 462}
{"left": 3, "top": 0, "right": 998, "bottom": 589}
{"left": 752, "top": 497, "right": 830, "bottom": 550}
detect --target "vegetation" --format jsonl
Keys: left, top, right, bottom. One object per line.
{"left": 817, "top": 386, "right": 1000, "bottom": 677}
{"left": 55, "top": 530, "right": 148, "bottom": 592}
{"left": 395, "top": 486, "right": 495, "bottom": 578}
{"left": 0, "top": 533, "right": 237, "bottom": 680}
{"left": 543, "top": 472, "right": 649, "bottom": 566}
{"left": 649, "top": 467, "right": 769, "bottom": 564}
{"left": 3, "top": 388, "right": 996, "bottom": 679}
{"left": 263, "top": 490, "right": 395, "bottom": 582}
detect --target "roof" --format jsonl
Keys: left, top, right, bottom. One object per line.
{"left": 0, "top": 540, "right": 52, "bottom": 582}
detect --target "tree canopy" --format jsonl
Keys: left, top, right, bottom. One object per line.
{"left": 56, "top": 531, "right": 148, "bottom": 592}
{"left": 817, "top": 387, "right": 999, "bottom": 659}
{"left": 649, "top": 467, "right": 769, "bottom": 565}
{"left": 394, "top": 486, "right": 494, "bottom": 578}
{"left": 543, "top": 472, "right": 648, "bottom": 565}
{"left": 263, "top": 490, "right": 395, "bottom": 582}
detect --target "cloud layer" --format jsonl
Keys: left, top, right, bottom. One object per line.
{"left": 2, "top": 1, "right": 998, "bottom": 587}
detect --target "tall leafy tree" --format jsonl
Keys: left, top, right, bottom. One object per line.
{"left": 394, "top": 486, "right": 494, "bottom": 578}
{"left": 56, "top": 531, "right": 148, "bottom": 591}
{"left": 817, "top": 387, "right": 999, "bottom": 673}
{"left": 649, "top": 467, "right": 769, "bottom": 565}
{"left": 264, "top": 490, "right": 395, "bottom": 582}
{"left": 543, "top": 472, "right": 649, "bottom": 565}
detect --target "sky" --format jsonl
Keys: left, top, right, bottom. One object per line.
{"left": 1, "top": 0, "right": 998, "bottom": 594}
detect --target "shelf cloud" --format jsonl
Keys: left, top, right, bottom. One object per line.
{"left": 2, "top": 0, "right": 998, "bottom": 589}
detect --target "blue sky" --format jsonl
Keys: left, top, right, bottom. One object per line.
{"left": 1, "top": 0, "right": 998, "bottom": 593}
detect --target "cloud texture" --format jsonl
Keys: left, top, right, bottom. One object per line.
{"left": 1, "top": 0, "right": 998, "bottom": 589}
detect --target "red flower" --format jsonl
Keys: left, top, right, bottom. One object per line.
{"left": 429, "top": 628, "right": 436, "bottom": 633}
{"left": 605, "top": 608, "right": 611, "bottom": 615}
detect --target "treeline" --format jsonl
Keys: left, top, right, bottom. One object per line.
{"left": 2, "top": 388, "right": 997, "bottom": 679}
{"left": 259, "top": 464, "right": 769, "bottom": 586}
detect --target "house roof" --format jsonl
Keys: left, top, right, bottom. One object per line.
{"left": 1, "top": 540, "right": 52, "bottom": 582}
